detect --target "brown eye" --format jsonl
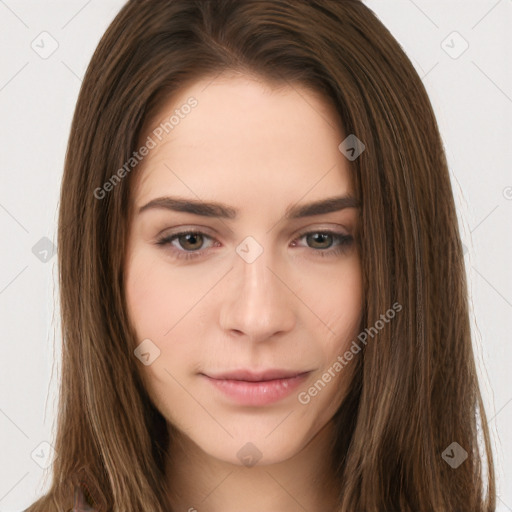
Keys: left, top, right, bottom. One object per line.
{"left": 155, "top": 230, "right": 216, "bottom": 260}
{"left": 175, "top": 232, "right": 204, "bottom": 251}
{"left": 305, "top": 232, "right": 334, "bottom": 249}
{"left": 293, "top": 230, "right": 354, "bottom": 258}
{"left": 156, "top": 231, "right": 210, "bottom": 252}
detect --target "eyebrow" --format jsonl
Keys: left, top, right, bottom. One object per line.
{"left": 138, "top": 194, "right": 360, "bottom": 220}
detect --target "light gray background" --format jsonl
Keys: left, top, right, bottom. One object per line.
{"left": 0, "top": 1, "right": 510, "bottom": 510}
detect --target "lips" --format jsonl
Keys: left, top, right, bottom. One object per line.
{"left": 205, "top": 369, "right": 309, "bottom": 382}
{"left": 200, "top": 369, "right": 311, "bottom": 406}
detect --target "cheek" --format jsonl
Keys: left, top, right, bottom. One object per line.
{"left": 125, "top": 260, "right": 161, "bottom": 338}
{"left": 124, "top": 249, "right": 214, "bottom": 383}
{"left": 302, "top": 258, "right": 363, "bottom": 349}
{"left": 125, "top": 250, "right": 189, "bottom": 340}
{"left": 333, "top": 276, "right": 363, "bottom": 344}
{"left": 124, "top": 252, "right": 197, "bottom": 407}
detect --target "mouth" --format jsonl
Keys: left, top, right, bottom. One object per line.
{"left": 204, "top": 368, "right": 309, "bottom": 381}
{"left": 200, "top": 369, "right": 311, "bottom": 406}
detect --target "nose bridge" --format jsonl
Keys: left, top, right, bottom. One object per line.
{"left": 240, "top": 237, "right": 275, "bottom": 298}
{"left": 219, "top": 234, "right": 295, "bottom": 340}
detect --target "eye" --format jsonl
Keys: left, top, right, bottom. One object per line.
{"left": 155, "top": 229, "right": 354, "bottom": 261}
{"left": 292, "top": 229, "right": 354, "bottom": 257}
{"left": 155, "top": 230, "right": 217, "bottom": 261}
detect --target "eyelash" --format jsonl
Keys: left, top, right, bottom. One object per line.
{"left": 155, "top": 229, "right": 354, "bottom": 261}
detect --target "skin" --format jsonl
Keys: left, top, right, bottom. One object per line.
{"left": 124, "top": 71, "right": 363, "bottom": 512}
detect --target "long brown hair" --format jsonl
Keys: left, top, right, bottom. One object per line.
{"left": 26, "top": 1, "right": 495, "bottom": 510}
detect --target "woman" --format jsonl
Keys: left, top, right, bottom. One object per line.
{"left": 25, "top": 0, "right": 496, "bottom": 511}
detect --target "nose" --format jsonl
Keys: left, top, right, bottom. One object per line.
{"left": 218, "top": 239, "right": 296, "bottom": 343}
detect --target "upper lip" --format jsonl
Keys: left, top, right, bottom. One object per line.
{"left": 203, "top": 369, "right": 310, "bottom": 382}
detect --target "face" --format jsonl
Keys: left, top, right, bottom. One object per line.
{"left": 124, "top": 72, "right": 363, "bottom": 466}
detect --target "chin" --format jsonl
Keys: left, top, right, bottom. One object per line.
{"left": 185, "top": 421, "right": 316, "bottom": 468}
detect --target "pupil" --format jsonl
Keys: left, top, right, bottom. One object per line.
{"left": 183, "top": 233, "right": 202, "bottom": 250}
{"left": 309, "top": 233, "right": 331, "bottom": 248}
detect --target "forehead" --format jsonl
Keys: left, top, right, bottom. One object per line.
{"left": 132, "top": 73, "right": 353, "bottom": 210}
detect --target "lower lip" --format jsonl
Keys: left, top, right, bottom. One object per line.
{"left": 202, "top": 373, "right": 310, "bottom": 406}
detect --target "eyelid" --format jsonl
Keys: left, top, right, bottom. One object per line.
{"left": 294, "top": 223, "right": 352, "bottom": 237}
{"left": 157, "top": 221, "right": 352, "bottom": 237}
{"left": 154, "top": 224, "right": 218, "bottom": 239}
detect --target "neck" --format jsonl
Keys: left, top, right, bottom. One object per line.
{"left": 164, "top": 420, "right": 339, "bottom": 512}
